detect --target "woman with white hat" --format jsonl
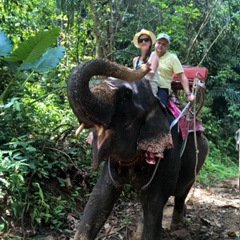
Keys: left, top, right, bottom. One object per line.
{"left": 132, "top": 29, "right": 169, "bottom": 164}
{"left": 132, "top": 29, "right": 159, "bottom": 96}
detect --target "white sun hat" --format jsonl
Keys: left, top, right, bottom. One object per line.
{"left": 132, "top": 29, "right": 156, "bottom": 48}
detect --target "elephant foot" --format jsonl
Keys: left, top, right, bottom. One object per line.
{"left": 74, "top": 225, "right": 91, "bottom": 240}
{"left": 132, "top": 218, "right": 143, "bottom": 240}
{"left": 74, "top": 233, "right": 88, "bottom": 240}
{"left": 170, "top": 211, "right": 184, "bottom": 230}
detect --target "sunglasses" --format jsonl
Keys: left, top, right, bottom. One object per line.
{"left": 138, "top": 38, "right": 151, "bottom": 43}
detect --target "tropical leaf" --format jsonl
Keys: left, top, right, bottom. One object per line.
{"left": 22, "top": 46, "right": 66, "bottom": 73}
{"left": 0, "top": 30, "right": 12, "bottom": 56}
{"left": 4, "top": 28, "right": 60, "bottom": 64}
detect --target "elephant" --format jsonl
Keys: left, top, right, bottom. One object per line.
{"left": 67, "top": 59, "right": 209, "bottom": 240}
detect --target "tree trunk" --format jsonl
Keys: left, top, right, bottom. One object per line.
{"left": 90, "top": 0, "right": 114, "bottom": 60}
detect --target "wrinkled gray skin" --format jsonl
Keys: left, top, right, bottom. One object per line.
{"left": 67, "top": 59, "right": 209, "bottom": 240}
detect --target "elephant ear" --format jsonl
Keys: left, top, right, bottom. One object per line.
{"left": 138, "top": 99, "right": 173, "bottom": 153}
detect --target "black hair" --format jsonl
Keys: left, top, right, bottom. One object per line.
{"left": 143, "top": 45, "right": 152, "bottom": 63}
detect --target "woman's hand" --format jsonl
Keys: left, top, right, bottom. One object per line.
{"left": 145, "top": 62, "right": 152, "bottom": 69}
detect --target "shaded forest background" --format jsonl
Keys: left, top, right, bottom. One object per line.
{"left": 0, "top": 0, "right": 239, "bottom": 236}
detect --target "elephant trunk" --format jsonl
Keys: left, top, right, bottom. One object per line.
{"left": 67, "top": 59, "right": 150, "bottom": 127}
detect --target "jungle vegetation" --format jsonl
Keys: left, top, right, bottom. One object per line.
{"left": 0, "top": 0, "right": 239, "bottom": 236}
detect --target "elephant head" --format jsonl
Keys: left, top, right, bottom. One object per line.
{"left": 67, "top": 59, "right": 171, "bottom": 169}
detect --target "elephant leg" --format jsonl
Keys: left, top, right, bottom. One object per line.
{"left": 140, "top": 150, "right": 181, "bottom": 239}
{"left": 74, "top": 163, "right": 123, "bottom": 240}
{"left": 140, "top": 168, "right": 175, "bottom": 240}
{"left": 170, "top": 133, "right": 209, "bottom": 231}
{"left": 133, "top": 212, "right": 144, "bottom": 240}
{"left": 170, "top": 185, "right": 192, "bottom": 230}
{"left": 141, "top": 189, "right": 169, "bottom": 240}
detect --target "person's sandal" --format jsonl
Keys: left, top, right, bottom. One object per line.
{"left": 146, "top": 152, "right": 156, "bottom": 165}
{"left": 155, "top": 152, "right": 164, "bottom": 158}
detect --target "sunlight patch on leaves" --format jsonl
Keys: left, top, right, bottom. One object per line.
{"left": 4, "top": 28, "right": 60, "bottom": 64}
{"left": 22, "top": 46, "right": 65, "bottom": 73}
{"left": 0, "top": 30, "right": 12, "bottom": 56}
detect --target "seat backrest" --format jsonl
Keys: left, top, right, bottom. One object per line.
{"left": 172, "top": 66, "right": 208, "bottom": 90}
{"left": 173, "top": 66, "right": 208, "bottom": 82}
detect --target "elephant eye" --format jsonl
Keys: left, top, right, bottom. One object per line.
{"left": 117, "top": 84, "right": 133, "bottom": 103}
{"left": 123, "top": 90, "right": 131, "bottom": 100}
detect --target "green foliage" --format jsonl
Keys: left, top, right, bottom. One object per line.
{"left": 198, "top": 104, "right": 239, "bottom": 184}
{"left": 0, "top": 121, "right": 95, "bottom": 232}
{"left": 203, "top": 65, "right": 240, "bottom": 161}
{"left": 0, "top": 23, "right": 73, "bottom": 233}
{"left": 3, "top": 28, "right": 61, "bottom": 64}
{"left": 0, "top": 0, "right": 240, "bottom": 236}
{"left": 22, "top": 46, "right": 66, "bottom": 73}
{"left": 0, "top": 29, "right": 65, "bottom": 103}
{"left": 0, "top": 31, "right": 12, "bottom": 56}
{"left": 198, "top": 141, "right": 238, "bottom": 185}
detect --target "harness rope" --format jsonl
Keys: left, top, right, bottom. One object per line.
{"left": 107, "top": 155, "right": 161, "bottom": 190}
{"left": 190, "top": 77, "right": 200, "bottom": 195}
{"left": 141, "top": 158, "right": 161, "bottom": 190}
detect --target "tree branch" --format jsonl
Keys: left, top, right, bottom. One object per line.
{"left": 185, "top": 0, "right": 220, "bottom": 62}
{"left": 198, "top": 17, "right": 231, "bottom": 66}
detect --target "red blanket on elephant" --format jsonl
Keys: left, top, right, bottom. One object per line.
{"left": 168, "top": 66, "right": 208, "bottom": 139}
{"left": 167, "top": 98, "right": 204, "bottom": 140}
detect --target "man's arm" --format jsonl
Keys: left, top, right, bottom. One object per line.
{"left": 177, "top": 72, "right": 195, "bottom": 102}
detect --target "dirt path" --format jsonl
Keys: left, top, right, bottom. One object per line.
{"left": 3, "top": 178, "right": 239, "bottom": 239}
{"left": 161, "top": 178, "right": 239, "bottom": 240}
{"left": 93, "top": 178, "right": 239, "bottom": 240}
